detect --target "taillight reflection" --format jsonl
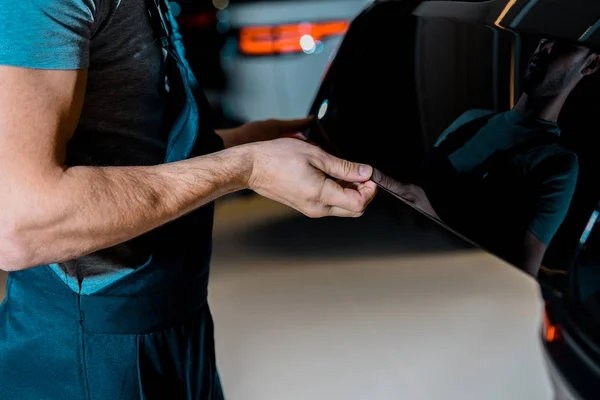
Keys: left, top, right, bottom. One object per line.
{"left": 239, "top": 21, "right": 349, "bottom": 56}
{"left": 544, "top": 302, "right": 561, "bottom": 343}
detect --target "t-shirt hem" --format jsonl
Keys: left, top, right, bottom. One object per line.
{"left": 528, "top": 227, "right": 552, "bottom": 247}
{"left": 0, "top": 46, "right": 89, "bottom": 70}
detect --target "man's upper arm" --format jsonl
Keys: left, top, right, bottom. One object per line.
{"left": 521, "top": 231, "right": 546, "bottom": 277}
{"left": 0, "top": 0, "right": 96, "bottom": 69}
{"left": 527, "top": 151, "right": 579, "bottom": 247}
{"left": 0, "top": 0, "right": 94, "bottom": 193}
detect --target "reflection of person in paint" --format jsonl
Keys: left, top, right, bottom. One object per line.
{"left": 379, "top": 39, "right": 600, "bottom": 276}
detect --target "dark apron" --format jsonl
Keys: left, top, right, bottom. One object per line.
{"left": 0, "top": 2, "right": 225, "bottom": 399}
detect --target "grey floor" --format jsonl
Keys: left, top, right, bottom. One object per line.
{"left": 0, "top": 196, "right": 554, "bottom": 399}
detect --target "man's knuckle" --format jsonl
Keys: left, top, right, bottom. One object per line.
{"left": 352, "top": 198, "right": 365, "bottom": 213}
{"left": 342, "top": 160, "right": 355, "bottom": 175}
{"left": 305, "top": 210, "right": 318, "bottom": 218}
{"left": 360, "top": 200, "right": 369, "bottom": 213}
{"left": 315, "top": 207, "right": 328, "bottom": 218}
{"left": 303, "top": 205, "right": 318, "bottom": 218}
{"left": 304, "top": 203, "right": 324, "bottom": 218}
{"left": 301, "top": 182, "right": 319, "bottom": 200}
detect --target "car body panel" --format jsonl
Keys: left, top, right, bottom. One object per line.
{"left": 303, "top": 0, "right": 600, "bottom": 397}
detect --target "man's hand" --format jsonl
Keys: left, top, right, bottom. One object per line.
{"left": 247, "top": 138, "right": 377, "bottom": 218}
{"left": 373, "top": 170, "right": 438, "bottom": 218}
{"left": 217, "top": 117, "right": 312, "bottom": 148}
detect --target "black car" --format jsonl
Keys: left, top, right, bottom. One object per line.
{"left": 303, "top": 0, "right": 600, "bottom": 398}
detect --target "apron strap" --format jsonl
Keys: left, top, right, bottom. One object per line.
{"left": 146, "top": 0, "right": 202, "bottom": 163}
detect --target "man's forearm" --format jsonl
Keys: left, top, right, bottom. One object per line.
{"left": 0, "top": 145, "right": 254, "bottom": 271}
{"left": 515, "top": 231, "right": 547, "bottom": 277}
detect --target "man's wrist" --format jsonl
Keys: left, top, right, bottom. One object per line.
{"left": 209, "top": 143, "right": 257, "bottom": 192}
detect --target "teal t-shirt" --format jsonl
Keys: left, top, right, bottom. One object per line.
{"left": 434, "top": 109, "right": 579, "bottom": 246}
{"left": 0, "top": 0, "right": 172, "bottom": 294}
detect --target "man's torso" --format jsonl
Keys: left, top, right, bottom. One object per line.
{"left": 427, "top": 109, "right": 578, "bottom": 251}
{"left": 70, "top": 0, "right": 169, "bottom": 168}
{"left": 2, "top": 0, "right": 175, "bottom": 291}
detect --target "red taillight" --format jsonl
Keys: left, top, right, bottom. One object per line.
{"left": 239, "top": 21, "right": 349, "bottom": 56}
{"left": 543, "top": 302, "right": 561, "bottom": 343}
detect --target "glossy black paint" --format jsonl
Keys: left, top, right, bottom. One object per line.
{"left": 306, "top": 0, "right": 600, "bottom": 397}
{"left": 306, "top": 0, "right": 425, "bottom": 183}
{"left": 543, "top": 288, "right": 600, "bottom": 400}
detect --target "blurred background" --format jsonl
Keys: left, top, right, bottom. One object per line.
{"left": 172, "top": 0, "right": 371, "bottom": 126}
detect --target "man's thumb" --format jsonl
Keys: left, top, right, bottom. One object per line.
{"left": 314, "top": 153, "right": 373, "bottom": 182}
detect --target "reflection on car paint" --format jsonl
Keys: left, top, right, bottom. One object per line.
{"left": 401, "top": 38, "right": 597, "bottom": 277}
{"left": 305, "top": 1, "right": 600, "bottom": 397}
{"left": 318, "top": 99, "right": 329, "bottom": 119}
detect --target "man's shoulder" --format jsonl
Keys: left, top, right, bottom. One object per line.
{"left": 546, "top": 147, "right": 579, "bottom": 173}
{"left": 0, "top": 0, "right": 103, "bottom": 70}
{"left": 434, "top": 109, "right": 496, "bottom": 147}
{"left": 457, "top": 108, "right": 496, "bottom": 123}
{"left": 530, "top": 144, "right": 579, "bottom": 182}
{"left": 445, "top": 108, "right": 497, "bottom": 134}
